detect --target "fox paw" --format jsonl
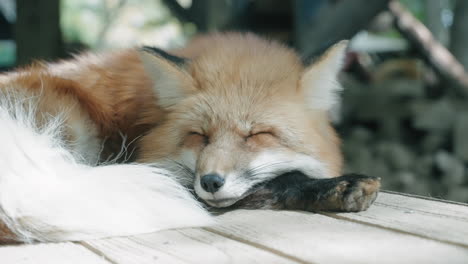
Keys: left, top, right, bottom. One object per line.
{"left": 336, "top": 174, "right": 381, "bottom": 212}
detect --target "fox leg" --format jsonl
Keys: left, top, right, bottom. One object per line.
{"left": 234, "top": 172, "right": 381, "bottom": 212}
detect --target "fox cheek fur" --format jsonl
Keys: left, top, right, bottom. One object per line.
{"left": 136, "top": 35, "right": 348, "bottom": 207}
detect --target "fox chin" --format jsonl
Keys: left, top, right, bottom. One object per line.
{"left": 0, "top": 32, "right": 379, "bottom": 244}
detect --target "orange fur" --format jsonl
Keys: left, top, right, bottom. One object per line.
{"left": 1, "top": 51, "right": 164, "bottom": 161}
{"left": 140, "top": 33, "right": 343, "bottom": 177}
{"left": 1, "top": 32, "right": 344, "bottom": 206}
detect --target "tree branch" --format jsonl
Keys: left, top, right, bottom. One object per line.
{"left": 389, "top": 0, "right": 468, "bottom": 92}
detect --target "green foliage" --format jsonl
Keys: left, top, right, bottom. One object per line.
{"left": 61, "top": 0, "right": 104, "bottom": 46}
{"left": 60, "top": 0, "right": 185, "bottom": 49}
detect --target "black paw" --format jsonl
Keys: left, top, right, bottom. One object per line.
{"left": 335, "top": 174, "right": 381, "bottom": 212}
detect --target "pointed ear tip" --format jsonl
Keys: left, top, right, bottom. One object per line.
{"left": 337, "top": 39, "right": 349, "bottom": 45}
{"left": 333, "top": 40, "right": 349, "bottom": 52}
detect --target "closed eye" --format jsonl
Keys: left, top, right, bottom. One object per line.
{"left": 189, "top": 131, "right": 205, "bottom": 136}
{"left": 247, "top": 131, "right": 274, "bottom": 138}
{"left": 188, "top": 131, "right": 209, "bottom": 145}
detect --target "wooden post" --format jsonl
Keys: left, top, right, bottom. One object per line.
{"left": 298, "top": 0, "right": 389, "bottom": 61}
{"left": 15, "top": 0, "right": 64, "bottom": 66}
{"left": 293, "top": 0, "right": 325, "bottom": 54}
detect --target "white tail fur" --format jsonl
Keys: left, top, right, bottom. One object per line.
{"left": 0, "top": 92, "right": 213, "bottom": 243}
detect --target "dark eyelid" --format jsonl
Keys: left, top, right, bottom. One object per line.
{"left": 188, "top": 131, "right": 209, "bottom": 145}
{"left": 189, "top": 131, "right": 204, "bottom": 136}
{"left": 247, "top": 131, "right": 274, "bottom": 138}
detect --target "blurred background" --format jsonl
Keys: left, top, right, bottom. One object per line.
{"left": 1, "top": 0, "right": 468, "bottom": 202}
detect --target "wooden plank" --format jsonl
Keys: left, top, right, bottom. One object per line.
{"left": 84, "top": 228, "right": 297, "bottom": 264}
{"left": 327, "top": 192, "right": 468, "bottom": 247}
{"left": 210, "top": 209, "right": 468, "bottom": 264}
{"left": 0, "top": 242, "right": 110, "bottom": 264}
{"left": 81, "top": 237, "right": 187, "bottom": 264}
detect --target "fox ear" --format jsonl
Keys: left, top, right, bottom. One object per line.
{"left": 139, "top": 47, "right": 192, "bottom": 108}
{"left": 301, "top": 40, "right": 348, "bottom": 111}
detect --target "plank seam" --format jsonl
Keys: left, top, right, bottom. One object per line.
{"left": 381, "top": 190, "right": 468, "bottom": 207}
{"left": 319, "top": 212, "right": 468, "bottom": 250}
{"left": 126, "top": 236, "right": 192, "bottom": 263}
{"left": 77, "top": 241, "right": 119, "bottom": 264}
{"left": 203, "top": 227, "right": 311, "bottom": 264}
{"left": 373, "top": 202, "right": 468, "bottom": 221}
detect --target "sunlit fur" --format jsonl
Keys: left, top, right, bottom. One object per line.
{"left": 0, "top": 32, "right": 346, "bottom": 242}
{"left": 139, "top": 33, "right": 346, "bottom": 206}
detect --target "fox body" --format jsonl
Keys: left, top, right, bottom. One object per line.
{"left": 0, "top": 33, "right": 379, "bottom": 243}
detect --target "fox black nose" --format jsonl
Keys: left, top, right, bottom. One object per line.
{"left": 200, "top": 173, "right": 225, "bottom": 193}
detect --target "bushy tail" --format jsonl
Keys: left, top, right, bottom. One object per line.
{"left": 0, "top": 93, "right": 213, "bottom": 243}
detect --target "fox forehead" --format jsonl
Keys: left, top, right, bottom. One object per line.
{"left": 177, "top": 33, "right": 303, "bottom": 93}
{"left": 189, "top": 51, "right": 302, "bottom": 95}
{"left": 138, "top": 33, "right": 345, "bottom": 177}
{"left": 177, "top": 35, "right": 307, "bottom": 134}
{"left": 178, "top": 92, "right": 304, "bottom": 135}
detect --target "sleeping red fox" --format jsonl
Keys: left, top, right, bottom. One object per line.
{"left": 0, "top": 33, "right": 380, "bottom": 243}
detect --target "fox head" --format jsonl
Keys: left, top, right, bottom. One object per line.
{"left": 137, "top": 33, "right": 346, "bottom": 207}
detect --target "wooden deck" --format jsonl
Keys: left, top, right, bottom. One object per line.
{"left": 2, "top": 191, "right": 468, "bottom": 264}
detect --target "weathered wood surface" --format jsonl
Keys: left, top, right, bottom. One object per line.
{"left": 1, "top": 242, "right": 110, "bottom": 264}
{"left": 83, "top": 229, "right": 294, "bottom": 264}
{"left": 1, "top": 192, "right": 467, "bottom": 264}
{"left": 330, "top": 191, "right": 468, "bottom": 246}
